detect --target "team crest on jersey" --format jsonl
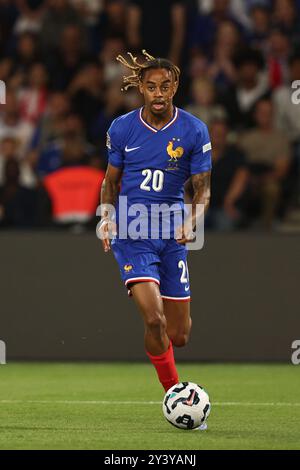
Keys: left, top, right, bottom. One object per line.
{"left": 124, "top": 264, "right": 133, "bottom": 272}
{"left": 106, "top": 132, "right": 111, "bottom": 150}
{"left": 166, "top": 138, "right": 184, "bottom": 171}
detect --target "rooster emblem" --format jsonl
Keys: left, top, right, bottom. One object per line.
{"left": 167, "top": 139, "right": 184, "bottom": 162}
{"left": 124, "top": 264, "right": 133, "bottom": 272}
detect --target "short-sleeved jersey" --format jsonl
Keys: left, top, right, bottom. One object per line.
{"left": 107, "top": 106, "right": 212, "bottom": 238}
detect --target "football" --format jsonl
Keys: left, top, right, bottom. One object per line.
{"left": 162, "top": 382, "right": 211, "bottom": 430}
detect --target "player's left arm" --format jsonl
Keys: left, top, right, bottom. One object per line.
{"left": 176, "top": 171, "right": 211, "bottom": 244}
{"left": 176, "top": 120, "right": 212, "bottom": 244}
{"left": 183, "top": 171, "right": 212, "bottom": 224}
{"left": 191, "top": 170, "right": 211, "bottom": 217}
{"left": 98, "top": 164, "right": 123, "bottom": 252}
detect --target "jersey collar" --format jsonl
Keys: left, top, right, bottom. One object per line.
{"left": 139, "top": 106, "right": 178, "bottom": 133}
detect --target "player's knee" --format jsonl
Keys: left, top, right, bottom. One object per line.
{"left": 145, "top": 312, "right": 166, "bottom": 333}
{"left": 170, "top": 319, "right": 192, "bottom": 348}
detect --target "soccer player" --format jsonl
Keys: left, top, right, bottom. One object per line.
{"left": 99, "top": 51, "right": 212, "bottom": 395}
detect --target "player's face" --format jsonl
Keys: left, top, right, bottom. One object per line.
{"left": 139, "top": 68, "right": 178, "bottom": 116}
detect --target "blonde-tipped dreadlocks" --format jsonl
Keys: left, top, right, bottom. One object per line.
{"left": 116, "top": 50, "right": 180, "bottom": 91}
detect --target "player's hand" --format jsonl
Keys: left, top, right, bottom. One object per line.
{"left": 97, "top": 218, "right": 117, "bottom": 253}
{"left": 175, "top": 224, "right": 196, "bottom": 245}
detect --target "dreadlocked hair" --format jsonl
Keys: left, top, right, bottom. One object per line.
{"left": 116, "top": 50, "right": 180, "bottom": 91}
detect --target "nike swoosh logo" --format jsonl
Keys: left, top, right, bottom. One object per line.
{"left": 186, "top": 390, "right": 196, "bottom": 406}
{"left": 184, "top": 285, "right": 190, "bottom": 292}
{"left": 125, "top": 145, "right": 141, "bottom": 152}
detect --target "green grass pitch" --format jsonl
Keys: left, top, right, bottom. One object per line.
{"left": 0, "top": 363, "right": 299, "bottom": 450}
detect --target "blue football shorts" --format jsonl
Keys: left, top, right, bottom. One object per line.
{"left": 111, "top": 238, "right": 191, "bottom": 301}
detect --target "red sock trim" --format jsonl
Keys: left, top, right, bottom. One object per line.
{"left": 146, "top": 340, "right": 172, "bottom": 361}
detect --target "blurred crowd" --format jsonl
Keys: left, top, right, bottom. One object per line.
{"left": 0, "top": 0, "right": 300, "bottom": 231}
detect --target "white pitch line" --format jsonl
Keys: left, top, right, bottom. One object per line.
{"left": 0, "top": 400, "right": 300, "bottom": 407}
{"left": 0, "top": 400, "right": 161, "bottom": 405}
{"left": 214, "top": 402, "right": 300, "bottom": 407}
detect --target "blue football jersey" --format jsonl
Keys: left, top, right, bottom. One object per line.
{"left": 107, "top": 106, "right": 212, "bottom": 238}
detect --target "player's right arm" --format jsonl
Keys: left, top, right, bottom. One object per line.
{"left": 99, "top": 165, "right": 122, "bottom": 252}
{"left": 99, "top": 119, "right": 124, "bottom": 252}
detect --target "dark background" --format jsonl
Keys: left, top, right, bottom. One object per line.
{"left": 1, "top": 1, "right": 300, "bottom": 363}
{"left": 1, "top": 231, "right": 299, "bottom": 361}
